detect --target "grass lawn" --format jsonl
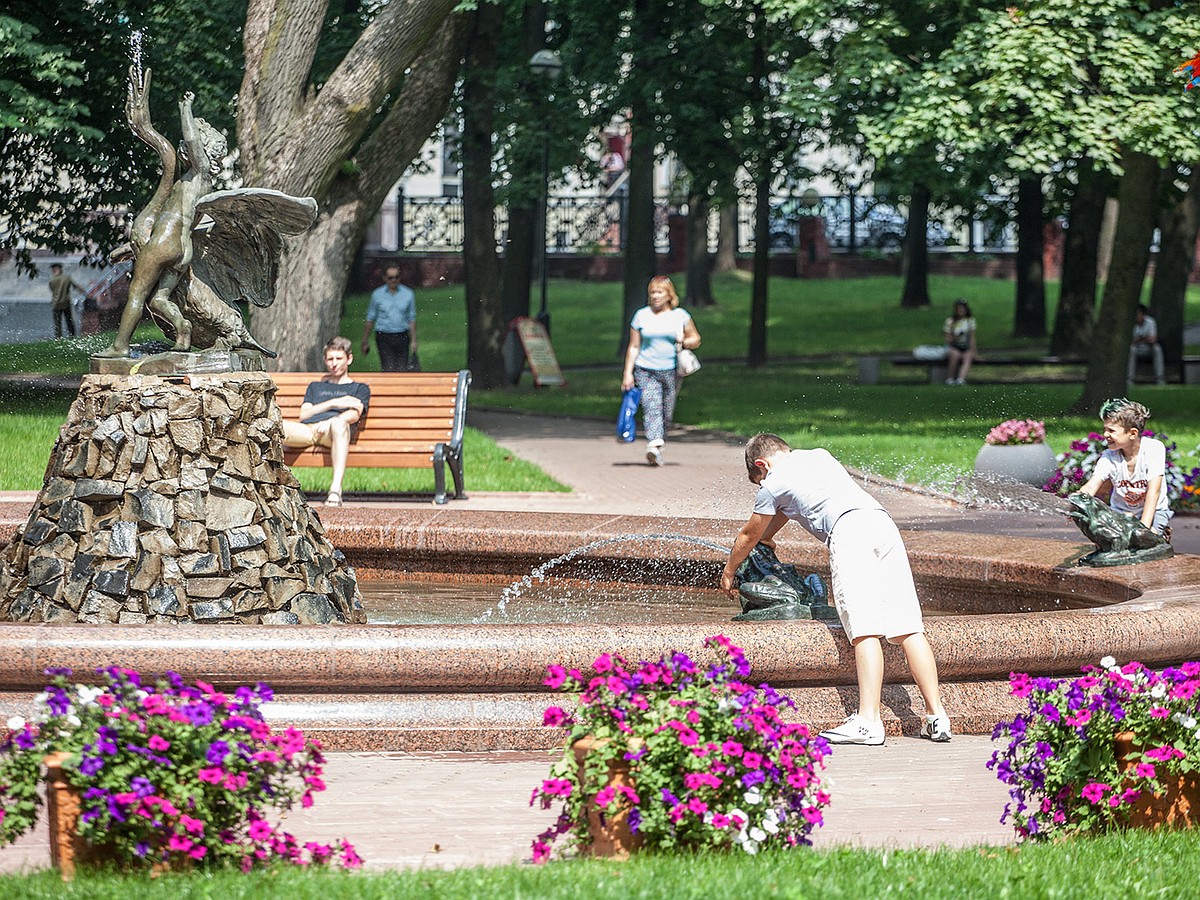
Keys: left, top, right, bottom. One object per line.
{"left": 3, "top": 272, "right": 1199, "bottom": 489}
{"left": 0, "top": 380, "right": 565, "bottom": 495}
{"left": 2, "top": 830, "right": 1198, "bottom": 897}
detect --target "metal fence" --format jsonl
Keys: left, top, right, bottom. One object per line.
{"left": 397, "top": 193, "right": 1015, "bottom": 255}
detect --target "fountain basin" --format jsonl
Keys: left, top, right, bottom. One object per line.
{"left": 1, "top": 505, "right": 1199, "bottom": 749}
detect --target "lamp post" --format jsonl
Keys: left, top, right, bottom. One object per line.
{"left": 529, "top": 48, "right": 562, "bottom": 335}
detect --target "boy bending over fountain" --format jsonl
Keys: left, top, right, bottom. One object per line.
{"left": 1078, "top": 398, "right": 1172, "bottom": 537}
{"left": 720, "top": 433, "right": 951, "bottom": 746}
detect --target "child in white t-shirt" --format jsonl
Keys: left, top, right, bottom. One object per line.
{"left": 1079, "top": 398, "right": 1173, "bottom": 534}
{"left": 720, "top": 433, "right": 951, "bottom": 747}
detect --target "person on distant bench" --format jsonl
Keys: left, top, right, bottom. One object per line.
{"left": 1128, "top": 304, "right": 1166, "bottom": 386}
{"left": 281, "top": 336, "right": 370, "bottom": 508}
{"left": 942, "top": 299, "right": 976, "bottom": 385}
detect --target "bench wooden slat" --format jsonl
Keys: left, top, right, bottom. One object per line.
{"left": 285, "top": 451, "right": 443, "bottom": 468}
{"left": 270, "top": 370, "right": 471, "bottom": 503}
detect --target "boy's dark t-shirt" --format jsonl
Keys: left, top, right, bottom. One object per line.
{"left": 301, "top": 381, "right": 371, "bottom": 435}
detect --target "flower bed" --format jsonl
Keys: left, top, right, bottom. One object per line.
{"left": 530, "top": 636, "right": 830, "bottom": 860}
{"left": 1043, "top": 429, "right": 1198, "bottom": 511}
{"left": 988, "top": 658, "right": 1200, "bottom": 840}
{"left": 0, "top": 667, "right": 361, "bottom": 871}
{"left": 985, "top": 419, "right": 1046, "bottom": 446}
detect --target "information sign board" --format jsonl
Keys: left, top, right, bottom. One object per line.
{"left": 512, "top": 317, "right": 566, "bottom": 387}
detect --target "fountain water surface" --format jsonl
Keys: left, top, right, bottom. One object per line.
{"left": 1, "top": 505, "right": 1198, "bottom": 751}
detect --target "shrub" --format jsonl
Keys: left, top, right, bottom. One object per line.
{"left": 0, "top": 667, "right": 361, "bottom": 871}
{"left": 530, "top": 636, "right": 830, "bottom": 860}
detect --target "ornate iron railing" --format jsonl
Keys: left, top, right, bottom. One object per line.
{"left": 399, "top": 194, "right": 671, "bottom": 254}
{"left": 396, "top": 193, "right": 1015, "bottom": 255}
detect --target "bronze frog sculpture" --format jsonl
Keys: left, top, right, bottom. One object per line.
{"left": 1066, "top": 492, "right": 1173, "bottom": 566}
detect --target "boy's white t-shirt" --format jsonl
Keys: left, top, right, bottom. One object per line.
{"left": 752, "top": 449, "right": 886, "bottom": 544}
{"left": 1091, "top": 436, "right": 1170, "bottom": 518}
{"left": 631, "top": 306, "right": 692, "bottom": 371}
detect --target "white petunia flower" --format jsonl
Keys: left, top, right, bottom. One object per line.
{"left": 66, "top": 714, "right": 81, "bottom": 728}
{"left": 6, "top": 716, "right": 25, "bottom": 731}
{"left": 744, "top": 789, "right": 763, "bottom": 805}
{"left": 1151, "top": 684, "right": 1167, "bottom": 699}
{"left": 1100, "top": 656, "right": 1116, "bottom": 669}
{"left": 742, "top": 839, "right": 759, "bottom": 855}
{"left": 749, "top": 826, "right": 767, "bottom": 842}
{"left": 76, "top": 686, "right": 104, "bottom": 705}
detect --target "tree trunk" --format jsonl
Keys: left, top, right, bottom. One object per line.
{"left": 261, "top": 204, "right": 364, "bottom": 371}
{"left": 620, "top": 100, "right": 658, "bottom": 357}
{"left": 1049, "top": 164, "right": 1108, "bottom": 356}
{"left": 1149, "top": 164, "right": 1200, "bottom": 369}
{"left": 1074, "top": 151, "right": 1161, "bottom": 414}
{"left": 499, "top": 3, "right": 547, "bottom": 329}
{"left": 461, "top": 4, "right": 505, "bottom": 389}
{"left": 714, "top": 192, "right": 738, "bottom": 274}
{"left": 1014, "top": 175, "right": 1046, "bottom": 338}
{"left": 685, "top": 189, "right": 715, "bottom": 306}
{"left": 241, "top": 1, "right": 463, "bottom": 370}
{"left": 899, "top": 183, "right": 931, "bottom": 308}
{"left": 748, "top": 174, "right": 770, "bottom": 368}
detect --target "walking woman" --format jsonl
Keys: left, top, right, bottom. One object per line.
{"left": 621, "top": 275, "right": 702, "bottom": 466}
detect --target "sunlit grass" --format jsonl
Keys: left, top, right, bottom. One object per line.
{"left": 2, "top": 829, "right": 1199, "bottom": 898}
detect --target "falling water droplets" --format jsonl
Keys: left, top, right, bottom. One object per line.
{"left": 476, "top": 532, "right": 729, "bottom": 623}
{"left": 129, "top": 30, "right": 145, "bottom": 86}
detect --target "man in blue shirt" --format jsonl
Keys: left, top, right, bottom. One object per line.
{"left": 361, "top": 266, "right": 417, "bottom": 371}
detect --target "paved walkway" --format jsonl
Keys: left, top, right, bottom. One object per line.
{"left": 4, "top": 407, "right": 1199, "bottom": 873}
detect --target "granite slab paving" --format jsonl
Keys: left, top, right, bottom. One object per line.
{"left": 0, "top": 406, "right": 1192, "bottom": 873}
{"left": 0, "top": 737, "right": 1012, "bottom": 875}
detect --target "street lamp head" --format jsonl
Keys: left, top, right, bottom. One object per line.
{"left": 528, "top": 49, "right": 563, "bottom": 80}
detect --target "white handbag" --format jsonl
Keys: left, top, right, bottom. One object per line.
{"left": 676, "top": 348, "right": 702, "bottom": 376}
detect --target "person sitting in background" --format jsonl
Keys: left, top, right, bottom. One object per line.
{"left": 1128, "top": 304, "right": 1166, "bottom": 386}
{"left": 281, "top": 336, "right": 370, "bottom": 508}
{"left": 943, "top": 299, "right": 976, "bottom": 385}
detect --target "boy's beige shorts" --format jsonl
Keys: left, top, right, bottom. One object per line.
{"left": 827, "top": 509, "right": 924, "bottom": 643}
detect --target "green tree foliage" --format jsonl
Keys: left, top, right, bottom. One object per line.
{"left": 0, "top": 2, "right": 245, "bottom": 273}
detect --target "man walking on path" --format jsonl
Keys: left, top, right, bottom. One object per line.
{"left": 361, "top": 266, "right": 417, "bottom": 371}
{"left": 48, "top": 263, "right": 86, "bottom": 339}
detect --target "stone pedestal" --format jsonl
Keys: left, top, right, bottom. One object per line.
{"left": 0, "top": 373, "right": 363, "bottom": 625}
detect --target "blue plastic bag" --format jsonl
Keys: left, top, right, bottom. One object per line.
{"left": 616, "top": 387, "right": 641, "bottom": 443}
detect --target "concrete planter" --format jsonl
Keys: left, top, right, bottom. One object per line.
{"left": 973, "top": 442, "right": 1057, "bottom": 488}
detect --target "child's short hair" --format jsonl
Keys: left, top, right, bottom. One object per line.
{"left": 1099, "top": 398, "right": 1150, "bottom": 433}
{"left": 324, "top": 336, "right": 353, "bottom": 356}
{"left": 745, "top": 433, "right": 791, "bottom": 480}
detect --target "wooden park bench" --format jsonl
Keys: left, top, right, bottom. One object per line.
{"left": 879, "top": 354, "right": 1086, "bottom": 384}
{"left": 270, "top": 370, "right": 471, "bottom": 504}
{"left": 876, "top": 353, "right": 1200, "bottom": 385}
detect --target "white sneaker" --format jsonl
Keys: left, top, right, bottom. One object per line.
{"left": 818, "top": 714, "right": 885, "bottom": 746}
{"left": 921, "top": 711, "right": 952, "bottom": 742}
{"left": 646, "top": 440, "right": 663, "bottom": 467}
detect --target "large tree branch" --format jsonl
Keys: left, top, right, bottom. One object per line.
{"left": 247, "top": 0, "right": 458, "bottom": 197}
{"left": 352, "top": 15, "right": 468, "bottom": 212}
{"left": 240, "top": 0, "right": 328, "bottom": 175}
